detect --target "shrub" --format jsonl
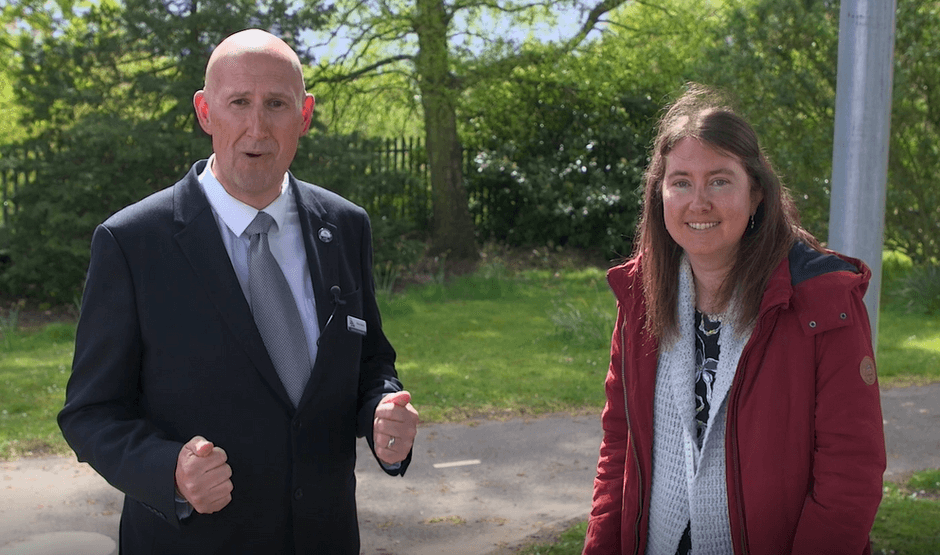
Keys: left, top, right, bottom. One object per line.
{"left": 0, "top": 117, "right": 200, "bottom": 302}
{"left": 465, "top": 95, "right": 654, "bottom": 258}
{"left": 883, "top": 250, "right": 914, "bottom": 286}
{"left": 898, "top": 263, "right": 940, "bottom": 316}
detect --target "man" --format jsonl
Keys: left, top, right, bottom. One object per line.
{"left": 58, "top": 29, "right": 419, "bottom": 554}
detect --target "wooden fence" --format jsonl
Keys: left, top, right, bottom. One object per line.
{"left": 0, "top": 143, "right": 45, "bottom": 227}
{"left": 0, "top": 136, "right": 488, "bottom": 230}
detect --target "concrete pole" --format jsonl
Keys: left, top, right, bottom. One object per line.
{"left": 828, "top": 0, "right": 897, "bottom": 352}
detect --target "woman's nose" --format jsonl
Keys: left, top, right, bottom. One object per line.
{"left": 689, "top": 185, "right": 711, "bottom": 211}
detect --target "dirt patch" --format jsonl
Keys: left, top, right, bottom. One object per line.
{"left": 0, "top": 298, "right": 77, "bottom": 331}
{"left": 392, "top": 243, "right": 615, "bottom": 292}
{"left": 483, "top": 517, "right": 587, "bottom": 554}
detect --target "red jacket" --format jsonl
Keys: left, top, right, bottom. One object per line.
{"left": 584, "top": 243, "right": 886, "bottom": 555}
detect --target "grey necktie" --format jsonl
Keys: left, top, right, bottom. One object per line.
{"left": 244, "top": 211, "right": 311, "bottom": 407}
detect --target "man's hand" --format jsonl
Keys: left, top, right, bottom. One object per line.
{"left": 373, "top": 391, "right": 419, "bottom": 465}
{"left": 175, "top": 436, "right": 233, "bottom": 514}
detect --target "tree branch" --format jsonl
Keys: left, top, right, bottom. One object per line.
{"left": 312, "top": 54, "right": 415, "bottom": 84}
{"left": 459, "top": 0, "right": 629, "bottom": 88}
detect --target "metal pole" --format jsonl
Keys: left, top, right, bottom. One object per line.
{"left": 828, "top": 0, "right": 897, "bottom": 352}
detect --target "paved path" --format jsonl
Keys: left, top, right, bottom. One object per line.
{"left": 2, "top": 383, "right": 938, "bottom": 555}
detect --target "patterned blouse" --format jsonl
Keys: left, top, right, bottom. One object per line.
{"left": 677, "top": 310, "right": 722, "bottom": 555}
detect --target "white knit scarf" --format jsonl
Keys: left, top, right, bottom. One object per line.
{"left": 646, "top": 256, "right": 753, "bottom": 555}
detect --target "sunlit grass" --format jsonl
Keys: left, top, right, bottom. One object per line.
{"left": 516, "top": 470, "right": 940, "bottom": 554}
{"left": 870, "top": 469, "right": 940, "bottom": 554}
{"left": 1, "top": 259, "right": 938, "bottom": 460}
{"left": 0, "top": 323, "right": 75, "bottom": 459}
{"left": 379, "top": 266, "right": 612, "bottom": 422}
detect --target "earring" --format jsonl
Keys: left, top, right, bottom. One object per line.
{"left": 749, "top": 215, "right": 755, "bottom": 230}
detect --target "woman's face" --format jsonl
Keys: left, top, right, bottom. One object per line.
{"left": 662, "top": 137, "right": 763, "bottom": 273}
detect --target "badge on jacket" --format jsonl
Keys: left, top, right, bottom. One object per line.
{"left": 347, "top": 316, "right": 367, "bottom": 336}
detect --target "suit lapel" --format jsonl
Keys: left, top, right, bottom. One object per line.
{"left": 291, "top": 176, "right": 339, "bottom": 331}
{"left": 172, "top": 164, "right": 294, "bottom": 411}
{"left": 291, "top": 177, "right": 341, "bottom": 409}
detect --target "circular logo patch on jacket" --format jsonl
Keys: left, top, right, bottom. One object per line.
{"left": 859, "top": 356, "right": 877, "bottom": 386}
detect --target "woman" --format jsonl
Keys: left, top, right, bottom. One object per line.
{"left": 583, "top": 85, "right": 886, "bottom": 555}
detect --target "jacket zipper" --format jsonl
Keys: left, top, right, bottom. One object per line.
{"left": 620, "top": 323, "right": 642, "bottom": 555}
{"left": 729, "top": 311, "right": 776, "bottom": 555}
{"left": 728, "top": 370, "right": 749, "bottom": 555}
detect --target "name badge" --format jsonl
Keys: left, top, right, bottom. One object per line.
{"left": 347, "top": 316, "right": 367, "bottom": 336}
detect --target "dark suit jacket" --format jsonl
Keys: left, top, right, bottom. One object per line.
{"left": 58, "top": 160, "right": 409, "bottom": 554}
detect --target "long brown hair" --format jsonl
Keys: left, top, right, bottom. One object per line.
{"left": 634, "top": 84, "right": 818, "bottom": 340}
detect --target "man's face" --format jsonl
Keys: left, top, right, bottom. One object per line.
{"left": 195, "top": 50, "right": 314, "bottom": 208}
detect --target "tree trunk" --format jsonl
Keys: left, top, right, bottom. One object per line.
{"left": 414, "top": 0, "right": 478, "bottom": 260}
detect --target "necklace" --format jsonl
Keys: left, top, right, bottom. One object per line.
{"left": 701, "top": 311, "right": 724, "bottom": 323}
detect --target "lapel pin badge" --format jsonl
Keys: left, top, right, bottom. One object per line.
{"left": 318, "top": 228, "right": 333, "bottom": 243}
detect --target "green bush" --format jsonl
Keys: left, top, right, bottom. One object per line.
{"left": 465, "top": 95, "right": 654, "bottom": 258}
{"left": 0, "top": 117, "right": 200, "bottom": 301}
{"left": 883, "top": 250, "right": 914, "bottom": 286}
{"left": 898, "top": 263, "right": 940, "bottom": 316}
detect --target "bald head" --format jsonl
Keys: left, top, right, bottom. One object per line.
{"left": 204, "top": 29, "right": 306, "bottom": 101}
{"left": 193, "top": 29, "right": 315, "bottom": 209}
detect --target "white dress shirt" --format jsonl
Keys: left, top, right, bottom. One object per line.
{"left": 198, "top": 156, "right": 320, "bottom": 366}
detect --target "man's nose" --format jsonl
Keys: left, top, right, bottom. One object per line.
{"left": 246, "top": 106, "right": 269, "bottom": 138}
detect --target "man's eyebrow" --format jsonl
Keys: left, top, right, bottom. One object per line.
{"left": 222, "top": 90, "right": 293, "bottom": 99}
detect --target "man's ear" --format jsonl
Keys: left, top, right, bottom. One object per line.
{"left": 300, "top": 94, "right": 315, "bottom": 136}
{"left": 194, "top": 91, "right": 211, "bottom": 134}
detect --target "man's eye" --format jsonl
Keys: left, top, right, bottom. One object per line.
{"left": 711, "top": 179, "right": 729, "bottom": 187}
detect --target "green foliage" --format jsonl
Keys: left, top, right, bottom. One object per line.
{"left": 0, "top": 322, "right": 75, "bottom": 459}
{"left": 465, "top": 97, "right": 650, "bottom": 257}
{"left": 0, "top": 0, "right": 335, "bottom": 301}
{"left": 871, "top": 474, "right": 940, "bottom": 554}
{"left": 2, "top": 259, "right": 940, "bottom": 459}
{"left": 700, "top": 0, "right": 839, "bottom": 241}
{"left": 0, "top": 117, "right": 202, "bottom": 300}
{"left": 516, "top": 520, "right": 588, "bottom": 555}
{"left": 460, "top": 0, "right": 721, "bottom": 258}
{"left": 370, "top": 216, "right": 427, "bottom": 294}
{"left": 897, "top": 264, "right": 940, "bottom": 316}
{"left": 908, "top": 469, "right": 940, "bottom": 495}
{"left": 376, "top": 265, "right": 612, "bottom": 422}
{"left": 887, "top": 0, "right": 940, "bottom": 263}
{"left": 700, "top": 0, "right": 940, "bottom": 265}
{"left": 882, "top": 249, "right": 914, "bottom": 288}
{"left": 295, "top": 133, "right": 430, "bottom": 290}
{"left": 548, "top": 271, "right": 616, "bottom": 349}
{"left": 875, "top": 297, "right": 940, "bottom": 389}
{"left": 516, "top": 471, "right": 940, "bottom": 555}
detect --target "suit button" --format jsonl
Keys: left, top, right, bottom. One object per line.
{"left": 293, "top": 419, "right": 302, "bottom": 430}
{"left": 294, "top": 488, "right": 303, "bottom": 500}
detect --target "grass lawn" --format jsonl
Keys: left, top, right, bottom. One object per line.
{"left": 1, "top": 260, "right": 939, "bottom": 457}
{"left": 377, "top": 265, "right": 614, "bottom": 422}
{"left": 1, "top": 256, "right": 939, "bottom": 551}
{"left": 516, "top": 467, "right": 940, "bottom": 554}
{"left": 0, "top": 322, "right": 75, "bottom": 459}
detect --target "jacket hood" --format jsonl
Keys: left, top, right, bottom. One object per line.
{"left": 608, "top": 242, "right": 872, "bottom": 332}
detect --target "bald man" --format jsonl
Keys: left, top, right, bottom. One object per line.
{"left": 59, "top": 29, "right": 418, "bottom": 554}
